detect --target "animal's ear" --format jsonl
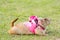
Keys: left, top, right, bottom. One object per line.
{"left": 44, "top": 18, "right": 48, "bottom": 21}
{"left": 44, "top": 18, "right": 50, "bottom": 21}
{"left": 44, "top": 18, "right": 50, "bottom": 24}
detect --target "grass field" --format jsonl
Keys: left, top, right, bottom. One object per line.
{"left": 0, "top": 0, "right": 60, "bottom": 40}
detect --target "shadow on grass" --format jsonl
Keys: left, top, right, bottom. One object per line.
{"left": 8, "top": 31, "right": 55, "bottom": 36}
{"left": 7, "top": 30, "right": 60, "bottom": 37}
{"left": 14, "top": 34, "right": 41, "bottom": 36}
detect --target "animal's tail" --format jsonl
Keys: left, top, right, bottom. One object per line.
{"left": 11, "top": 18, "right": 18, "bottom": 27}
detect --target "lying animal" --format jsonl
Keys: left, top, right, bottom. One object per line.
{"left": 8, "top": 16, "right": 50, "bottom": 35}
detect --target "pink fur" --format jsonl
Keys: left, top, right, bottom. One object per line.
{"left": 24, "top": 16, "right": 45, "bottom": 34}
{"left": 29, "top": 16, "right": 45, "bottom": 32}
{"left": 24, "top": 21, "right": 36, "bottom": 34}
{"left": 24, "top": 16, "right": 38, "bottom": 34}
{"left": 29, "top": 16, "right": 38, "bottom": 21}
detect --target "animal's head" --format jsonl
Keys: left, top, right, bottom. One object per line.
{"left": 38, "top": 18, "right": 50, "bottom": 27}
{"left": 29, "top": 16, "right": 38, "bottom": 24}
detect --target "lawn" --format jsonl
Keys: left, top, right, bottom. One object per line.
{"left": 0, "top": 0, "right": 60, "bottom": 40}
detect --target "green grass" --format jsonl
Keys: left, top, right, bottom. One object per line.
{"left": 0, "top": 0, "right": 60, "bottom": 40}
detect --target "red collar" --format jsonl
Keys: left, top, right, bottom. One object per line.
{"left": 38, "top": 24, "right": 45, "bottom": 30}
